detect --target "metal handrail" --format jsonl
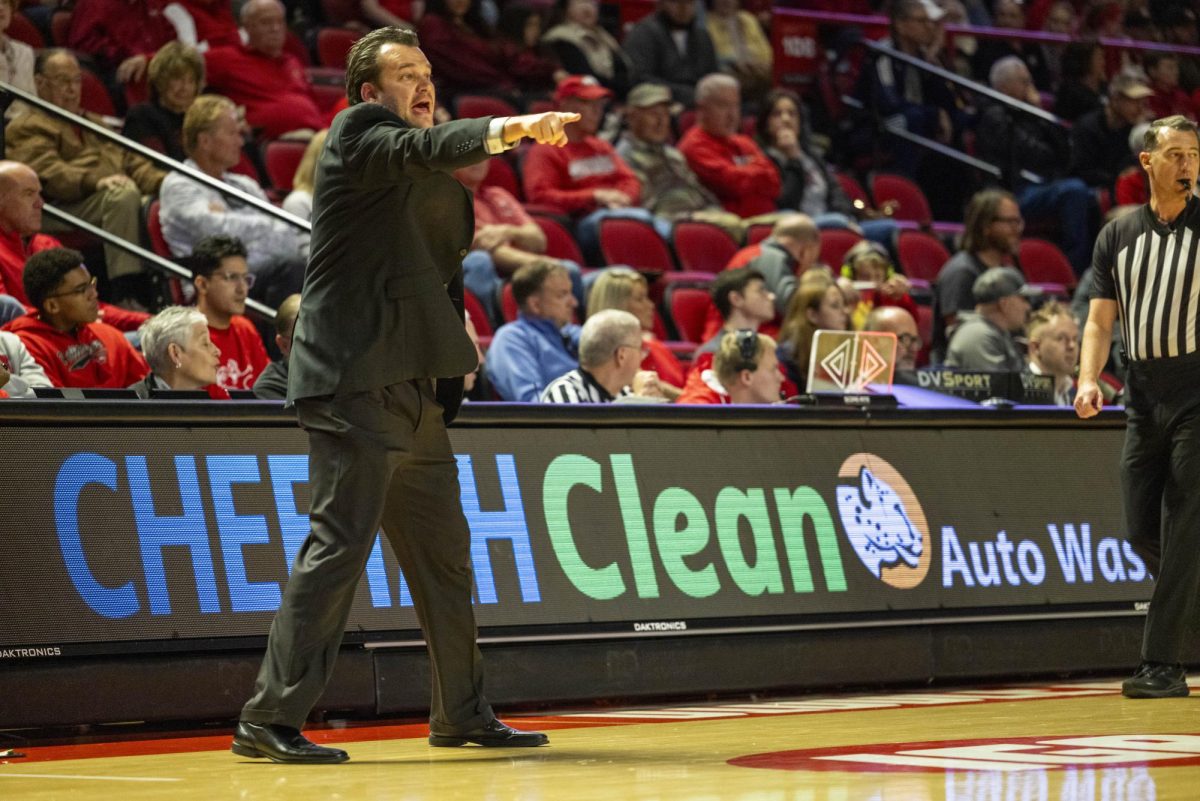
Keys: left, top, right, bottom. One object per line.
{"left": 42, "top": 205, "right": 277, "bottom": 320}
{"left": 0, "top": 80, "right": 310, "bottom": 231}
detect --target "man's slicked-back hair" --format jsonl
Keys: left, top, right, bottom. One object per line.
{"left": 1143, "top": 115, "right": 1200, "bottom": 153}
{"left": 188, "top": 235, "right": 248, "bottom": 278}
{"left": 345, "top": 26, "right": 421, "bottom": 107}
{"left": 712, "top": 266, "right": 765, "bottom": 320}
{"left": 23, "top": 247, "right": 84, "bottom": 310}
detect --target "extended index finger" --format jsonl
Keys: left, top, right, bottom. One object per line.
{"left": 559, "top": 112, "right": 583, "bottom": 123}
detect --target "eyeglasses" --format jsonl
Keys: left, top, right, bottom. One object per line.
{"left": 48, "top": 275, "right": 97, "bottom": 298}
{"left": 897, "top": 333, "right": 923, "bottom": 350}
{"left": 212, "top": 271, "right": 255, "bottom": 288}
{"left": 735, "top": 328, "right": 759, "bottom": 370}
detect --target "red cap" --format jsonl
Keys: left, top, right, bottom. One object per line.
{"left": 554, "top": 74, "right": 613, "bottom": 103}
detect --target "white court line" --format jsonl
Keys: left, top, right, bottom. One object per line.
{"left": 0, "top": 773, "right": 181, "bottom": 782}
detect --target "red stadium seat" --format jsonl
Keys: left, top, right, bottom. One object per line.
{"left": 500, "top": 282, "right": 518, "bottom": 323}
{"left": 1019, "top": 238, "right": 1077, "bottom": 290}
{"left": 455, "top": 94, "right": 519, "bottom": 119}
{"left": 263, "top": 139, "right": 307, "bottom": 193}
{"left": 463, "top": 288, "right": 493, "bottom": 337}
{"left": 531, "top": 214, "right": 584, "bottom": 264}
{"left": 871, "top": 172, "right": 933, "bottom": 228}
{"left": 819, "top": 228, "right": 863, "bottom": 271}
{"left": 144, "top": 199, "right": 171, "bottom": 259}
{"left": 311, "top": 82, "right": 346, "bottom": 113}
{"left": 667, "top": 285, "right": 714, "bottom": 343}
{"left": 7, "top": 11, "right": 43, "bottom": 47}
{"left": 672, "top": 221, "right": 739, "bottom": 274}
{"left": 49, "top": 9, "right": 71, "bottom": 45}
{"left": 598, "top": 217, "right": 675, "bottom": 273}
{"left": 896, "top": 230, "right": 951, "bottom": 284}
{"left": 482, "top": 156, "right": 521, "bottom": 200}
{"left": 320, "top": 0, "right": 364, "bottom": 24}
{"left": 316, "top": 27, "right": 361, "bottom": 69}
{"left": 832, "top": 170, "right": 872, "bottom": 211}
{"left": 79, "top": 67, "right": 117, "bottom": 117}
{"left": 746, "top": 222, "right": 773, "bottom": 245}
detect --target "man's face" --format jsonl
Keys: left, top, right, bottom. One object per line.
{"left": 1147, "top": 58, "right": 1180, "bottom": 90}
{"left": 1110, "top": 93, "right": 1150, "bottom": 127}
{"left": 733, "top": 278, "right": 776, "bottom": 325}
{"left": 45, "top": 266, "right": 99, "bottom": 327}
{"left": 698, "top": 85, "right": 740, "bottom": 139}
{"left": 895, "top": 6, "right": 937, "bottom": 50}
{"left": 984, "top": 198, "right": 1023, "bottom": 254}
{"left": 199, "top": 255, "right": 251, "bottom": 317}
{"left": 566, "top": 0, "right": 598, "bottom": 27}
{"left": 1044, "top": 3, "right": 1074, "bottom": 34}
{"left": 1031, "top": 313, "right": 1079, "bottom": 377}
{"left": 0, "top": 166, "right": 44, "bottom": 236}
{"left": 364, "top": 44, "right": 436, "bottom": 128}
{"left": 873, "top": 311, "right": 920, "bottom": 370}
{"left": 1141, "top": 128, "right": 1200, "bottom": 206}
{"left": 199, "top": 108, "right": 244, "bottom": 171}
{"left": 562, "top": 96, "right": 604, "bottom": 136}
{"left": 993, "top": 0, "right": 1023, "bottom": 29}
{"left": 998, "top": 293, "right": 1032, "bottom": 332}
{"left": 627, "top": 103, "right": 671, "bottom": 144}
{"left": 744, "top": 347, "right": 783, "bottom": 403}
{"left": 36, "top": 53, "right": 83, "bottom": 115}
{"left": 614, "top": 333, "right": 644, "bottom": 390}
{"left": 244, "top": 0, "right": 287, "bottom": 58}
{"left": 659, "top": 0, "right": 696, "bottom": 27}
{"left": 998, "top": 65, "right": 1034, "bottom": 102}
{"left": 529, "top": 271, "right": 577, "bottom": 328}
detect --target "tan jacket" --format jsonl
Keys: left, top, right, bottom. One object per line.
{"left": 6, "top": 108, "right": 165, "bottom": 202}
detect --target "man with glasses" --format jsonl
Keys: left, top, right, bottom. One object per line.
{"left": 541, "top": 309, "right": 665, "bottom": 403}
{"left": 190, "top": 235, "right": 269, "bottom": 392}
{"left": 3, "top": 247, "right": 148, "bottom": 388}
{"left": 679, "top": 328, "right": 783, "bottom": 404}
{"left": 864, "top": 305, "right": 922, "bottom": 381}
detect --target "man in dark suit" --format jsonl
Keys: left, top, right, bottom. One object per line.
{"left": 231, "top": 26, "right": 579, "bottom": 764}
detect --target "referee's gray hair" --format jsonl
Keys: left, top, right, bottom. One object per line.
{"left": 696, "top": 73, "right": 739, "bottom": 105}
{"left": 579, "top": 309, "right": 641, "bottom": 369}
{"left": 1143, "top": 115, "right": 1200, "bottom": 152}
{"left": 139, "top": 306, "right": 208, "bottom": 374}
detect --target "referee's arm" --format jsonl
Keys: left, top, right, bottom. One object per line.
{"left": 1075, "top": 298, "right": 1118, "bottom": 419}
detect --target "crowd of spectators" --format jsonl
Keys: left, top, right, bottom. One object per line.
{"left": 0, "top": 0, "right": 1190, "bottom": 407}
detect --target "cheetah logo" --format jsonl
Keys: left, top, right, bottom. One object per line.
{"left": 835, "top": 454, "right": 931, "bottom": 589}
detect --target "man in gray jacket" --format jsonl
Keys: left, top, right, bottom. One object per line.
{"left": 946, "top": 266, "right": 1040, "bottom": 371}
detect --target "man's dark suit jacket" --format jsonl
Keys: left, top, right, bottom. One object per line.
{"left": 287, "top": 103, "right": 488, "bottom": 417}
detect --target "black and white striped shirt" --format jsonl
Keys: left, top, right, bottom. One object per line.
{"left": 539, "top": 368, "right": 631, "bottom": 403}
{"left": 1092, "top": 197, "right": 1200, "bottom": 361}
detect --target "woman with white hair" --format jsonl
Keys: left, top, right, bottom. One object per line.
{"left": 131, "top": 305, "right": 225, "bottom": 398}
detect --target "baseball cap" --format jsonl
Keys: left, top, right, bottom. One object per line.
{"left": 626, "top": 83, "right": 672, "bottom": 108}
{"left": 1110, "top": 72, "right": 1154, "bottom": 100}
{"left": 554, "top": 75, "right": 613, "bottom": 103}
{"left": 972, "top": 266, "right": 1042, "bottom": 304}
{"left": 918, "top": 0, "right": 946, "bottom": 22}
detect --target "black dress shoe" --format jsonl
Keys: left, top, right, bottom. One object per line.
{"left": 428, "top": 719, "right": 549, "bottom": 747}
{"left": 1122, "top": 661, "right": 1189, "bottom": 698}
{"left": 231, "top": 721, "right": 350, "bottom": 763}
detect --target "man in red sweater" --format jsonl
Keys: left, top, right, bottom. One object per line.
{"left": 203, "top": 0, "right": 324, "bottom": 139}
{"left": 3, "top": 248, "right": 148, "bottom": 388}
{"left": 523, "top": 74, "right": 664, "bottom": 263}
{"left": 191, "top": 235, "right": 269, "bottom": 392}
{"left": 66, "top": 0, "right": 177, "bottom": 85}
{"left": 679, "top": 73, "right": 781, "bottom": 218}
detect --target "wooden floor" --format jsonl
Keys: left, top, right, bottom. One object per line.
{"left": 3, "top": 679, "right": 1199, "bottom": 800}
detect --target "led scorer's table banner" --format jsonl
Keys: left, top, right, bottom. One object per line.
{"left": 0, "top": 413, "right": 1143, "bottom": 659}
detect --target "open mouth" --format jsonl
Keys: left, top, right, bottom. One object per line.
{"left": 411, "top": 99, "right": 432, "bottom": 115}
{"left": 1178, "top": 178, "right": 1193, "bottom": 192}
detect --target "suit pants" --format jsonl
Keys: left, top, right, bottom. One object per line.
{"left": 44, "top": 183, "right": 144, "bottom": 279}
{"left": 1121, "top": 350, "right": 1200, "bottom": 663}
{"left": 240, "top": 380, "right": 494, "bottom": 734}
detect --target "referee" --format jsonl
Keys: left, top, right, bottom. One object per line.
{"left": 1077, "top": 114, "right": 1200, "bottom": 698}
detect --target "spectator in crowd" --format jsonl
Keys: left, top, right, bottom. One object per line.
{"left": 705, "top": 0, "right": 772, "bottom": 102}
{"left": 452, "top": 155, "right": 582, "bottom": 324}
{"left": 678, "top": 329, "right": 782, "bottom": 404}
{"left": 1038, "top": 1, "right": 1077, "bottom": 91}
{"left": 755, "top": 88, "right": 899, "bottom": 248}
{"left": 978, "top": 56, "right": 1096, "bottom": 274}
{"left": 840, "top": 240, "right": 918, "bottom": 331}
{"left": 971, "top": 0, "right": 1050, "bottom": 90}
{"left": 66, "top": 0, "right": 177, "bottom": 86}
{"left": 1025, "top": 298, "right": 1077, "bottom": 406}
{"left": 541, "top": 0, "right": 632, "bottom": 98}
{"left": 170, "top": 0, "right": 242, "bottom": 51}
{"left": 204, "top": 0, "right": 325, "bottom": 139}
{"left": 776, "top": 272, "right": 850, "bottom": 389}
{"left": 495, "top": 4, "right": 563, "bottom": 94}
{"left": 160, "top": 95, "right": 307, "bottom": 307}
{"left": 486, "top": 259, "right": 581, "bottom": 401}
{"left": 252, "top": 292, "right": 300, "bottom": 400}
{"left": 541, "top": 308, "right": 666, "bottom": 402}
{"left": 523, "top": 75, "right": 653, "bottom": 261}
{"left": 1159, "top": 5, "right": 1200, "bottom": 94}
{"left": 738, "top": 212, "right": 820, "bottom": 318}
{"left": 0, "top": 0, "right": 36, "bottom": 120}
{"left": 680, "top": 73, "right": 781, "bottom": 219}
{"left": 189, "top": 235, "right": 269, "bottom": 392}
{"left": 362, "top": 0, "right": 421, "bottom": 30}
{"left": 122, "top": 42, "right": 205, "bottom": 161}
{"left": 4, "top": 247, "right": 149, "bottom": 387}
{"left": 1053, "top": 41, "right": 1106, "bottom": 123}
{"left": 282, "top": 129, "right": 328, "bottom": 222}
{"left": 1071, "top": 72, "right": 1153, "bottom": 195}
{"left": 945, "top": 265, "right": 1037, "bottom": 371}
{"left": 1145, "top": 52, "right": 1198, "bottom": 121}
{"left": 131, "top": 305, "right": 226, "bottom": 397}
{"left": 864, "top": 305, "right": 922, "bottom": 378}
{"left": 933, "top": 189, "right": 1021, "bottom": 361}
{"left": 622, "top": 0, "right": 718, "bottom": 107}
{"left": 587, "top": 266, "right": 684, "bottom": 395}
{"left": 8, "top": 50, "right": 166, "bottom": 308}
{"left": 0, "top": 327, "right": 50, "bottom": 397}
{"left": 417, "top": 0, "right": 519, "bottom": 99}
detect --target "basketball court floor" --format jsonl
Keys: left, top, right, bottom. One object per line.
{"left": 2, "top": 678, "right": 1196, "bottom": 800}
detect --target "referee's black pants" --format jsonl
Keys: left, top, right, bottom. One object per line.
{"left": 240, "top": 380, "right": 494, "bottom": 735}
{"left": 1121, "top": 351, "right": 1200, "bottom": 663}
